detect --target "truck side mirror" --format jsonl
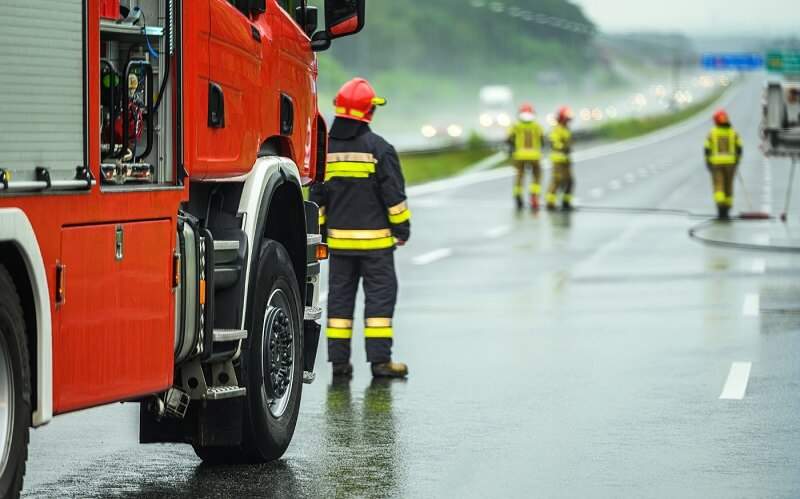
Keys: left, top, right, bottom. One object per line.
{"left": 295, "top": 5, "right": 318, "bottom": 37}
{"left": 311, "top": 31, "right": 331, "bottom": 52}
{"left": 325, "top": 0, "right": 365, "bottom": 39}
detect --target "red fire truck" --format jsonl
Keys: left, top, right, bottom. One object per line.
{"left": 0, "top": 0, "right": 364, "bottom": 496}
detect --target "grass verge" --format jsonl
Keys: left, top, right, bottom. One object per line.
{"left": 400, "top": 147, "right": 498, "bottom": 185}
{"left": 594, "top": 88, "right": 727, "bottom": 141}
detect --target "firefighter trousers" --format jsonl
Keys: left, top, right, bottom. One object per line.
{"left": 512, "top": 159, "right": 542, "bottom": 197}
{"left": 326, "top": 251, "right": 397, "bottom": 364}
{"left": 547, "top": 161, "right": 573, "bottom": 204}
{"left": 709, "top": 164, "right": 736, "bottom": 208}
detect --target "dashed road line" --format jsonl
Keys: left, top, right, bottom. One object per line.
{"left": 609, "top": 180, "right": 622, "bottom": 190}
{"left": 742, "top": 293, "right": 760, "bottom": 317}
{"left": 624, "top": 173, "right": 636, "bottom": 183}
{"left": 751, "top": 258, "right": 766, "bottom": 274}
{"left": 719, "top": 361, "right": 752, "bottom": 400}
{"left": 590, "top": 187, "right": 604, "bottom": 198}
{"left": 412, "top": 248, "right": 454, "bottom": 265}
{"left": 485, "top": 225, "right": 512, "bottom": 239}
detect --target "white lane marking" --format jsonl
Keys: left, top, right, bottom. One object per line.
{"left": 742, "top": 294, "right": 760, "bottom": 317}
{"left": 485, "top": 225, "right": 512, "bottom": 239}
{"left": 609, "top": 180, "right": 622, "bottom": 190}
{"left": 761, "top": 204, "right": 772, "bottom": 214}
{"left": 638, "top": 169, "right": 649, "bottom": 178}
{"left": 590, "top": 187, "right": 604, "bottom": 198}
{"left": 751, "top": 259, "right": 766, "bottom": 274}
{"left": 412, "top": 248, "right": 454, "bottom": 265}
{"left": 624, "top": 173, "right": 636, "bottom": 183}
{"left": 719, "top": 362, "right": 752, "bottom": 400}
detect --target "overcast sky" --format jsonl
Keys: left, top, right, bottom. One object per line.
{"left": 572, "top": 0, "right": 796, "bottom": 35}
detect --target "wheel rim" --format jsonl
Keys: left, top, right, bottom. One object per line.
{"left": 0, "top": 333, "right": 14, "bottom": 476}
{"left": 261, "top": 288, "right": 296, "bottom": 418}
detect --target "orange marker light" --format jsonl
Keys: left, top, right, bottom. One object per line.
{"left": 199, "top": 279, "right": 206, "bottom": 305}
{"left": 315, "top": 243, "right": 328, "bottom": 261}
{"left": 55, "top": 262, "right": 65, "bottom": 306}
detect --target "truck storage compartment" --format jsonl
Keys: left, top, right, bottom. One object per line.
{"left": 0, "top": 0, "right": 88, "bottom": 192}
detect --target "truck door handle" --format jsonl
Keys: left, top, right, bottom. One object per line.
{"left": 280, "top": 93, "right": 294, "bottom": 136}
{"left": 208, "top": 82, "right": 225, "bottom": 128}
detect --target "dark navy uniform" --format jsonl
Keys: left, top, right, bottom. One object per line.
{"left": 309, "top": 118, "right": 411, "bottom": 364}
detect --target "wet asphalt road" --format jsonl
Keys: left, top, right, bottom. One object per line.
{"left": 22, "top": 75, "right": 800, "bottom": 497}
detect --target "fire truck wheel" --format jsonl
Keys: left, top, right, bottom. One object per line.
{"left": 241, "top": 239, "right": 303, "bottom": 461}
{"left": 0, "top": 265, "right": 31, "bottom": 499}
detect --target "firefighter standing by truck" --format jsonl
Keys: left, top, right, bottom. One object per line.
{"left": 310, "top": 78, "right": 410, "bottom": 378}
{"left": 508, "top": 103, "right": 544, "bottom": 210}
{"left": 704, "top": 109, "right": 743, "bottom": 220}
{"left": 546, "top": 106, "right": 574, "bottom": 210}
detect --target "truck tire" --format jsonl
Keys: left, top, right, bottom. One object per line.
{"left": 194, "top": 239, "right": 303, "bottom": 463}
{"left": 0, "top": 265, "right": 31, "bottom": 499}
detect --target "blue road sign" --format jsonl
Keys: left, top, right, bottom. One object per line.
{"left": 701, "top": 53, "right": 764, "bottom": 70}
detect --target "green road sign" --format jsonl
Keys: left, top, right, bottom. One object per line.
{"left": 766, "top": 51, "right": 800, "bottom": 73}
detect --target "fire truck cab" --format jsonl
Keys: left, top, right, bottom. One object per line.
{"left": 0, "top": 0, "right": 364, "bottom": 496}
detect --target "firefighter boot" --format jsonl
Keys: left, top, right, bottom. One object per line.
{"left": 561, "top": 200, "right": 572, "bottom": 211}
{"left": 371, "top": 361, "right": 408, "bottom": 378}
{"left": 332, "top": 362, "right": 353, "bottom": 377}
{"left": 515, "top": 196, "right": 523, "bottom": 211}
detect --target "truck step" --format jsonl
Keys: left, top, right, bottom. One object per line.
{"left": 213, "top": 239, "right": 241, "bottom": 265}
{"left": 212, "top": 329, "right": 248, "bottom": 342}
{"left": 204, "top": 385, "right": 247, "bottom": 400}
{"left": 303, "top": 371, "right": 316, "bottom": 384}
{"left": 304, "top": 306, "right": 322, "bottom": 321}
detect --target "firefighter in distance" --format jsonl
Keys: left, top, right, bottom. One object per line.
{"left": 310, "top": 78, "right": 410, "bottom": 378}
{"left": 704, "top": 109, "right": 743, "bottom": 220}
{"left": 546, "top": 106, "right": 575, "bottom": 210}
{"left": 508, "top": 103, "right": 545, "bottom": 210}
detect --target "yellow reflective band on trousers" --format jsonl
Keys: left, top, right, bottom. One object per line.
{"left": 530, "top": 183, "right": 541, "bottom": 195}
{"left": 326, "top": 327, "right": 353, "bottom": 339}
{"left": 513, "top": 185, "right": 522, "bottom": 196}
{"left": 365, "top": 317, "right": 392, "bottom": 327}
{"left": 706, "top": 127, "right": 740, "bottom": 165}
{"left": 714, "top": 191, "right": 726, "bottom": 203}
{"left": 328, "top": 318, "right": 353, "bottom": 328}
{"left": 364, "top": 327, "right": 393, "bottom": 338}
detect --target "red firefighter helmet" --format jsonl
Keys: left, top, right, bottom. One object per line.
{"left": 334, "top": 78, "right": 386, "bottom": 123}
{"left": 557, "top": 106, "right": 572, "bottom": 123}
{"left": 713, "top": 108, "right": 729, "bottom": 125}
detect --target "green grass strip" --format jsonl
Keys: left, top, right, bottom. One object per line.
{"left": 400, "top": 147, "right": 498, "bottom": 185}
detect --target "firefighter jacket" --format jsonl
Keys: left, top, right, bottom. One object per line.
{"left": 704, "top": 125, "right": 743, "bottom": 166}
{"left": 549, "top": 124, "right": 572, "bottom": 164}
{"left": 309, "top": 118, "right": 411, "bottom": 255}
{"left": 508, "top": 120, "right": 543, "bottom": 161}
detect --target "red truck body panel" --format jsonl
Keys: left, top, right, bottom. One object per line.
{"left": 0, "top": 0, "right": 322, "bottom": 414}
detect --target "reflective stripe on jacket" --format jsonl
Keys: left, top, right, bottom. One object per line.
{"left": 309, "top": 120, "right": 411, "bottom": 254}
{"left": 704, "top": 125, "right": 742, "bottom": 166}
{"left": 509, "top": 121, "right": 543, "bottom": 160}
{"left": 549, "top": 124, "right": 571, "bottom": 164}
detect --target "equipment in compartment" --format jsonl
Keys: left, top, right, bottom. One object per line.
{"left": 99, "top": 1, "right": 169, "bottom": 185}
